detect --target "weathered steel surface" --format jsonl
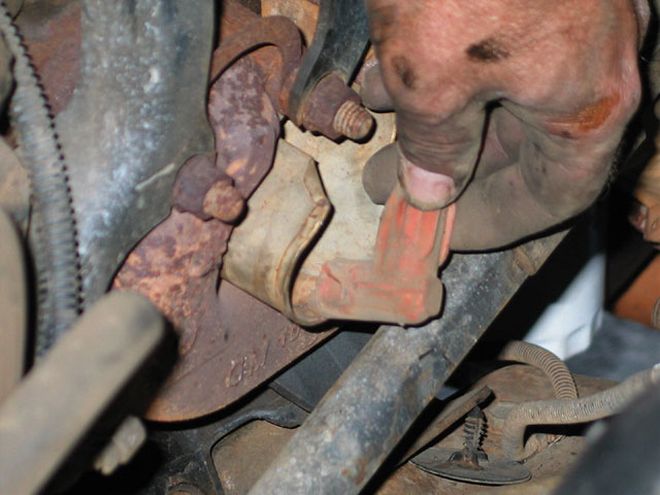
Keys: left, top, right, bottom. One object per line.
{"left": 219, "top": 0, "right": 293, "bottom": 101}
{"left": 209, "top": 56, "right": 281, "bottom": 199}
{"left": 107, "top": 9, "right": 339, "bottom": 421}
{"left": 222, "top": 140, "right": 332, "bottom": 325}
{"left": 172, "top": 154, "right": 241, "bottom": 222}
{"left": 261, "top": 0, "right": 319, "bottom": 45}
{"left": 114, "top": 201, "right": 333, "bottom": 422}
{"left": 114, "top": 210, "right": 232, "bottom": 357}
{"left": 18, "top": 0, "right": 81, "bottom": 115}
{"left": 213, "top": 366, "right": 611, "bottom": 495}
{"left": 296, "top": 73, "right": 368, "bottom": 140}
{"left": 142, "top": 280, "right": 333, "bottom": 422}
{"left": 216, "top": 0, "right": 371, "bottom": 141}
{"left": 286, "top": 0, "right": 369, "bottom": 124}
{"left": 248, "top": 232, "right": 567, "bottom": 495}
{"left": 212, "top": 7, "right": 302, "bottom": 111}
{"left": 55, "top": 0, "right": 216, "bottom": 305}
{"left": 111, "top": 37, "right": 335, "bottom": 421}
{"left": 0, "top": 292, "right": 165, "bottom": 495}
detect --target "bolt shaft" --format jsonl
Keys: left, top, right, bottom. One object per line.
{"left": 333, "top": 100, "right": 374, "bottom": 140}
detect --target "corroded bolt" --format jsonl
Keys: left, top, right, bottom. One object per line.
{"left": 202, "top": 179, "right": 245, "bottom": 224}
{"left": 333, "top": 99, "right": 374, "bottom": 140}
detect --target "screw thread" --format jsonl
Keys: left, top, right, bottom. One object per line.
{"left": 464, "top": 407, "right": 487, "bottom": 453}
{"left": 333, "top": 100, "right": 374, "bottom": 140}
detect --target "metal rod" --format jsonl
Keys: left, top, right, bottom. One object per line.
{"left": 0, "top": 291, "right": 165, "bottom": 495}
{"left": 248, "top": 232, "right": 566, "bottom": 495}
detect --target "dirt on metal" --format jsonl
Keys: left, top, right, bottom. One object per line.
{"left": 113, "top": 25, "right": 330, "bottom": 421}
{"left": 213, "top": 365, "right": 614, "bottom": 495}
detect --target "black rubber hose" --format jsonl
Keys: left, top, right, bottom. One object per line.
{"left": 499, "top": 341, "right": 578, "bottom": 400}
{"left": 0, "top": 2, "right": 82, "bottom": 355}
{"left": 501, "top": 365, "right": 660, "bottom": 461}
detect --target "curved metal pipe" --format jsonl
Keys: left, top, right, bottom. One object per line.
{"left": 501, "top": 365, "right": 660, "bottom": 461}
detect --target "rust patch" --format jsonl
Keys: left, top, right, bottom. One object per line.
{"left": 19, "top": 0, "right": 81, "bottom": 115}
{"left": 209, "top": 56, "right": 280, "bottom": 198}
{"left": 144, "top": 282, "right": 334, "bottom": 422}
{"left": 212, "top": 6, "right": 303, "bottom": 112}
{"left": 466, "top": 37, "right": 510, "bottom": 63}
{"left": 173, "top": 154, "right": 228, "bottom": 220}
{"left": 114, "top": 210, "right": 335, "bottom": 422}
{"left": 299, "top": 73, "right": 362, "bottom": 139}
{"left": 113, "top": 22, "right": 333, "bottom": 420}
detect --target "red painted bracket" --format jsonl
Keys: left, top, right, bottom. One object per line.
{"left": 313, "top": 184, "right": 456, "bottom": 325}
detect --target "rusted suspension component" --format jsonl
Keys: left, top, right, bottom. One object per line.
{"left": 114, "top": 207, "right": 334, "bottom": 422}
{"left": 116, "top": 48, "right": 335, "bottom": 421}
{"left": 285, "top": 0, "right": 370, "bottom": 129}
{"left": 209, "top": 56, "right": 281, "bottom": 197}
{"left": 333, "top": 99, "right": 374, "bottom": 140}
{"left": 214, "top": 0, "right": 373, "bottom": 141}
{"left": 210, "top": 14, "right": 301, "bottom": 105}
{"left": 297, "top": 73, "right": 372, "bottom": 141}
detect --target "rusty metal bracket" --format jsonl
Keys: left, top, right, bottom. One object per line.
{"left": 221, "top": 111, "right": 447, "bottom": 327}
{"left": 210, "top": 14, "right": 302, "bottom": 104}
{"left": 222, "top": 140, "right": 332, "bottom": 325}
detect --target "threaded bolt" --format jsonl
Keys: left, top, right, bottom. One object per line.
{"left": 464, "top": 407, "right": 487, "bottom": 453}
{"left": 333, "top": 100, "right": 374, "bottom": 140}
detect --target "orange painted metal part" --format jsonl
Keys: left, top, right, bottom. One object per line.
{"left": 313, "top": 184, "right": 456, "bottom": 325}
{"left": 614, "top": 254, "right": 660, "bottom": 328}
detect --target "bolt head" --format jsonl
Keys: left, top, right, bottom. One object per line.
{"left": 202, "top": 180, "right": 245, "bottom": 223}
